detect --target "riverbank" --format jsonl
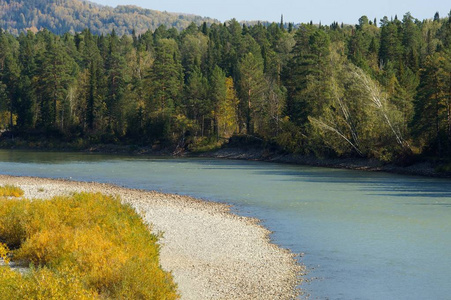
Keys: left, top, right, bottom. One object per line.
{"left": 2, "top": 137, "right": 450, "bottom": 178}
{"left": 197, "top": 147, "right": 451, "bottom": 178}
{"left": 0, "top": 175, "right": 303, "bottom": 299}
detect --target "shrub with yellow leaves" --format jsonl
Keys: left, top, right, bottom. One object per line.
{"left": 0, "top": 185, "right": 24, "bottom": 198}
{"left": 0, "top": 190, "right": 178, "bottom": 299}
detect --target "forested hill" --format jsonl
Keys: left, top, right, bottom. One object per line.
{"left": 0, "top": 0, "right": 219, "bottom": 35}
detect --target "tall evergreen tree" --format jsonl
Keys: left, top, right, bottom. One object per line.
{"left": 184, "top": 67, "right": 210, "bottom": 137}
{"left": 36, "top": 33, "right": 75, "bottom": 129}
{"left": 412, "top": 53, "right": 449, "bottom": 155}
{"left": 238, "top": 52, "right": 267, "bottom": 135}
{"left": 146, "top": 38, "right": 183, "bottom": 141}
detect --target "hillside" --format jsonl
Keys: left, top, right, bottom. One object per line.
{"left": 0, "top": 0, "right": 219, "bottom": 35}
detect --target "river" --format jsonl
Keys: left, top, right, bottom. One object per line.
{"left": 0, "top": 149, "right": 450, "bottom": 299}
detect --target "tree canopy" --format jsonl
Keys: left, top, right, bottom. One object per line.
{"left": 1, "top": 10, "right": 451, "bottom": 162}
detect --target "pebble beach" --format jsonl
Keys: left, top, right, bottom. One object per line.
{"left": 0, "top": 175, "right": 303, "bottom": 299}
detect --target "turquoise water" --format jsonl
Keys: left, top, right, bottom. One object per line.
{"left": 1, "top": 150, "right": 450, "bottom": 299}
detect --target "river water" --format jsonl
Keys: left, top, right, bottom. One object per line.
{"left": 0, "top": 149, "right": 450, "bottom": 299}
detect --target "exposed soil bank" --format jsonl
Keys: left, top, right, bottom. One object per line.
{"left": 0, "top": 175, "right": 303, "bottom": 300}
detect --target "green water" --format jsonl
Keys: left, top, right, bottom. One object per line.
{"left": 1, "top": 149, "right": 450, "bottom": 299}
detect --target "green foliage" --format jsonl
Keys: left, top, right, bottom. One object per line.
{"left": 148, "top": 39, "right": 183, "bottom": 120}
{"left": 0, "top": 192, "right": 178, "bottom": 299}
{"left": 412, "top": 50, "right": 451, "bottom": 156}
{"left": 0, "top": 8, "right": 450, "bottom": 161}
{"left": 238, "top": 52, "right": 266, "bottom": 135}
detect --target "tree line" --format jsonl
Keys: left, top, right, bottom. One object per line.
{"left": 1, "top": 12, "right": 451, "bottom": 161}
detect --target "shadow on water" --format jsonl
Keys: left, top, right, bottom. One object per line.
{"left": 370, "top": 192, "right": 451, "bottom": 198}
{"left": 238, "top": 164, "right": 451, "bottom": 200}
{"left": 362, "top": 181, "right": 451, "bottom": 198}
{"left": 3, "top": 150, "right": 451, "bottom": 202}
{"left": 4, "top": 151, "right": 451, "bottom": 199}
{"left": 0, "top": 150, "right": 126, "bottom": 164}
{"left": 186, "top": 159, "right": 451, "bottom": 203}
{"left": 410, "top": 203, "right": 451, "bottom": 207}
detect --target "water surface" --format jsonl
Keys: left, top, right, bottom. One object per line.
{"left": 1, "top": 149, "right": 450, "bottom": 299}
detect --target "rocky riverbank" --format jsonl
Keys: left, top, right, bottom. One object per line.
{"left": 0, "top": 175, "right": 303, "bottom": 299}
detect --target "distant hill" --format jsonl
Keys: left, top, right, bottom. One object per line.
{"left": 0, "top": 0, "right": 219, "bottom": 35}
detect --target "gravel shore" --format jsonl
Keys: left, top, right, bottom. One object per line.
{"left": 0, "top": 175, "right": 303, "bottom": 299}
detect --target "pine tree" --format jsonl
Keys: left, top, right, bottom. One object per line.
{"left": 283, "top": 27, "right": 330, "bottom": 127}
{"left": 412, "top": 53, "right": 448, "bottom": 155}
{"left": 184, "top": 67, "right": 210, "bottom": 137}
{"left": 147, "top": 38, "right": 183, "bottom": 141}
{"left": 379, "top": 19, "right": 403, "bottom": 69}
{"left": 36, "top": 34, "right": 75, "bottom": 129}
{"left": 104, "top": 31, "right": 127, "bottom": 136}
{"left": 0, "top": 36, "right": 20, "bottom": 130}
{"left": 238, "top": 52, "right": 266, "bottom": 135}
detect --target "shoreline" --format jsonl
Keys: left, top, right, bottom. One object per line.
{"left": 2, "top": 143, "right": 451, "bottom": 179}
{"left": 0, "top": 175, "right": 303, "bottom": 299}
{"left": 197, "top": 147, "right": 451, "bottom": 178}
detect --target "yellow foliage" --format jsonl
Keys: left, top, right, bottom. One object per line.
{"left": 0, "top": 266, "right": 24, "bottom": 298}
{"left": 0, "top": 192, "right": 179, "bottom": 299}
{"left": 0, "top": 243, "right": 9, "bottom": 263}
{"left": 20, "top": 267, "right": 98, "bottom": 300}
{"left": 0, "top": 112, "right": 17, "bottom": 130}
{"left": 218, "top": 77, "right": 239, "bottom": 138}
{"left": 0, "top": 199, "right": 30, "bottom": 247}
{"left": 0, "top": 265, "right": 97, "bottom": 300}
{"left": 0, "top": 185, "right": 24, "bottom": 198}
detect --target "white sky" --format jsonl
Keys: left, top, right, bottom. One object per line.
{"left": 91, "top": 0, "right": 450, "bottom": 25}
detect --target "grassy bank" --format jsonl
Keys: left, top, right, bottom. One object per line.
{"left": 0, "top": 185, "right": 178, "bottom": 299}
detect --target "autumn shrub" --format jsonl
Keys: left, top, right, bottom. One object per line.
{"left": 188, "top": 136, "right": 224, "bottom": 153}
{"left": 0, "top": 199, "right": 29, "bottom": 248}
{"left": 0, "top": 265, "right": 96, "bottom": 300}
{"left": 0, "top": 185, "right": 24, "bottom": 198}
{"left": 0, "top": 243, "right": 9, "bottom": 262}
{"left": 0, "top": 192, "right": 178, "bottom": 299}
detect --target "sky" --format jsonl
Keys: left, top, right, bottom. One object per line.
{"left": 91, "top": 0, "right": 450, "bottom": 25}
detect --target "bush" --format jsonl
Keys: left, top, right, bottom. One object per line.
{"left": 0, "top": 265, "right": 96, "bottom": 300}
{"left": 0, "top": 243, "right": 9, "bottom": 262}
{"left": 0, "top": 185, "right": 24, "bottom": 198}
{"left": 0, "top": 191, "right": 178, "bottom": 299}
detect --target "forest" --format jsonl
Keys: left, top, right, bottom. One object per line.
{"left": 0, "top": 0, "right": 217, "bottom": 35}
{"left": 0, "top": 11, "right": 451, "bottom": 162}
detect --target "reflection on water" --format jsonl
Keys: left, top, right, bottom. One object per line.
{"left": 1, "top": 149, "right": 451, "bottom": 299}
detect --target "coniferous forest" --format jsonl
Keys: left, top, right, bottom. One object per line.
{"left": 1, "top": 11, "right": 451, "bottom": 162}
